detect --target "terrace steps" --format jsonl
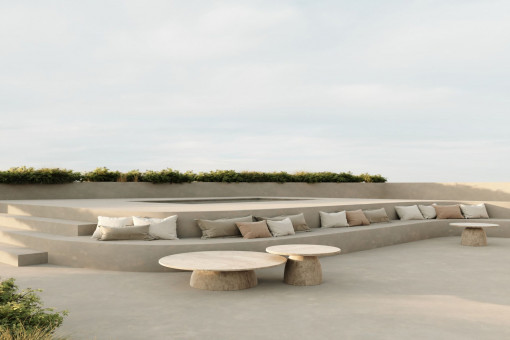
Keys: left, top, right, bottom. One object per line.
{"left": 0, "top": 213, "right": 96, "bottom": 236}
{"left": 0, "top": 241, "right": 48, "bottom": 267}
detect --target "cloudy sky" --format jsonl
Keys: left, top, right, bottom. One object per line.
{"left": 1, "top": 1, "right": 509, "bottom": 182}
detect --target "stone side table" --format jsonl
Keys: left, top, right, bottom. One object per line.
{"left": 159, "top": 251, "right": 287, "bottom": 291}
{"left": 450, "top": 223, "right": 499, "bottom": 246}
{"left": 266, "top": 244, "right": 341, "bottom": 286}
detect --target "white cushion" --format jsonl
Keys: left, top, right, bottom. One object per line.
{"left": 460, "top": 203, "right": 489, "bottom": 219}
{"left": 91, "top": 216, "right": 133, "bottom": 239}
{"left": 395, "top": 205, "right": 424, "bottom": 221}
{"left": 266, "top": 218, "right": 295, "bottom": 237}
{"left": 418, "top": 205, "right": 437, "bottom": 219}
{"left": 319, "top": 211, "right": 349, "bottom": 228}
{"left": 133, "top": 215, "right": 178, "bottom": 240}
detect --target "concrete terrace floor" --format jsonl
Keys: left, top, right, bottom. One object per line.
{"left": 2, "top": 237, "right": 510, "bottom": 340}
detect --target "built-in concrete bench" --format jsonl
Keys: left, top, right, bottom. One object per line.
{"left": 0, "top": 198, "right": 509, "bottom": 271}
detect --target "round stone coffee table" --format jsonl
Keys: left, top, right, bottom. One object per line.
{"left": 159, "top": 251, "right": 287, "bottom": 291}
{"left": 266, "top": 244, "right": 341, "bottom": 286}
{"left": 450, "top": 222, "right": 499, "bottom": 246}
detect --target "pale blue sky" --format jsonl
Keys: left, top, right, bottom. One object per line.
{"left": 1, "top": 1, "right": 509, "bottom": 182}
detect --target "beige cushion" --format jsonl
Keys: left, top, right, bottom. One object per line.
{"left": 395, "top": 205, "right": 424, "bottom": 221}
{"left": 255, "top": 213, "right": 310, "bottom": 232}
{"left": 346, "top": 210, "right": 370, "bottom": 227}
{"left": 235, "top": 221, "right": 272, "bottom": 239}
{"left": 91, "top": 216, "right": 133, "bottom": 239}
{"left": 266, "top": 218, "right": 295, "bottom": 237}
{"left": 133, "top": 215, "right": 178, "bottom": 240}
{"left": 319, "top": 211, "right": 349, "bottom": 228}
{"left": 434, "top": 205, "right": 463, "bottom": 219}
{"left": 460, "top": 203, "right": 489, "bottom": 219}
{"left": 197, "top": 216, "right": 253, "bottom": 239}
{"left": 418, "top": 205, "right": 437, "bottom": 219}
{"left": 99, "top": 225, "right": 154, "bottom": 241}
{"left": 363, "top": 208, "right": 390, "bottom": 223}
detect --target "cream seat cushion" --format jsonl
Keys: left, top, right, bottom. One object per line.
{"left": 319, "top": 211, "right": 349, "bottom": 228}
{"left": 395, "top": 205, "right": 424, "bottom": 221}
{"left": 460, "top": 203, "right": 489, "bottom": 219}
{"left": 266, "top": 218, "right": 295, "bottom": 237}
{"left": 255, "top": 213, "right": 310, "bottom": 232}
{"left": 418, "top": 205, "right": 437, "bottom": 219}
{"left": 91, "top": 216, "right": 133, "bottom": 239}
{"left": 133, "top": 215, "right": 178, "bottom": 240}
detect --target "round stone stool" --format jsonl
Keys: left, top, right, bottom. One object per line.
{"left": 266, "top": 244, "right": 341, "bottom": 286}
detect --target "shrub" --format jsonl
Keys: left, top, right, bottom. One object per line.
{"left": 141, "top": 169, "right": 194, "bottom": 183}
{"left": 0, "top": 167, "right": 387, "bottom": 184}
{"left": 0, "top": 278, "right": 67, "bottom": 336}
{"left": 0, "top": 167, "right": 81, "bottom": 185}
{"left": 82, "top": 167, "right": 120, "bottom": 182}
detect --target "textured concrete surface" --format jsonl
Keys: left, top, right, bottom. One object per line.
{"left": 2, "top": 182, "right": 510, "bottom": 202}
{"left": 2, "top": 237, "right": 510, "bottom": 340}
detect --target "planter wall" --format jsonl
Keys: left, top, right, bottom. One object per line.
{"left": 0, "top": 182, "right": 509, "bottom": 201}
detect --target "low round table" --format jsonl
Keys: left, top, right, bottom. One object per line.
{"left": 266, "top": 244, "right": 341, "bottom": 286}
{"left": 159, "top": 251, "right": 287, "bottom": 291}
{"left": 450, "top": 222, "right": 499, "bottom": 246}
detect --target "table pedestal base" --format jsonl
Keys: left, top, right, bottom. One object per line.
{"left": 461, "top": 227, "right": 487, "bottom": 247}
{"left": 284, "top": 255, "right": 322, "bottom": 286}
{"left": 190, "top": 270, "right": 257, "bottom": 291}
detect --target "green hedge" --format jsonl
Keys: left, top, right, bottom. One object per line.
{"left": 0, "top": 167, "right": 387, "bottom": 184}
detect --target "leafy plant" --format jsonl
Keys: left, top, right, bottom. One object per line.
{"left": 82, "top": 167, "right": 120, "bottom": 182}
{"left": 0, "top": 278, "right": 67, "bottom": 336}
{"left": 0, "top": 167, "right": 81, "bottom": 185}
{"left": 0, "top": 167, "right": 387, "bottom": 184}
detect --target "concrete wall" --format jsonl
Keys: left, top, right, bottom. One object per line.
{"left": 1, "top": 182, "right": 510, "bottom": 201}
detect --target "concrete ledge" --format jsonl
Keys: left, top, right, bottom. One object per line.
{"left": 2, "top": 219, "right": 508, "bottom": 272}
{"left": 0, "top": 242, "right": 48, "bottom": 266}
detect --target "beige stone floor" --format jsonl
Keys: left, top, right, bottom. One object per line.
{"left": 2, "top": 237, "right": 510, "bottom": 340}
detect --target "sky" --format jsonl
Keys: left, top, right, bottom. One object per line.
{"left": 1, "top": 0, "right": 509, "bottom": 182}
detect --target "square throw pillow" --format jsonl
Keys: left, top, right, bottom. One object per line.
{"left": 255, "top": 213, "right": 310, "bottom": 232}
{"left": 99, "top": 225, "right": 155, "bottom": 241}
{"left": 460, "top": 203, "right": 489, "bottom": 219}
{"left": 395, "top": 205, "right": 424, "bottom": 221}
{"left": 363, "top": 208, "right": 390, "bottom": 223}
{"left": 319, "top": 211, "right": 349, "bottom": 228}
{"left": 91, "top": 216, "right": 133, "bottom": 239}
{"left": 346, "top": 210, "right": 370, "bottom": 227}
{"left": 196, "top": 216, "right": 253, "bottom": 239}
{"left": 266, "top": 218, "right": 295, "bottom": 237}
{"left": 133, "top": 215, "right": 178, "bottom": 240}
{"left": 433, "top": 205, "right": 464, "bottom": 219}
{"left": 418, "top": 205, "right": 437, "bottom": 219}
{"left": 235, "top": 221, "right": 272, "bottom": 239}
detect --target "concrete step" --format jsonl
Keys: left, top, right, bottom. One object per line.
{"left": 0, "top": 213, "right": 96, "bottom": 236}
{"left": 0, "top": 242, "right": 48, "bottom": 266}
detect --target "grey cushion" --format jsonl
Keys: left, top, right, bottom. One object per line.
{"left": 196, "top": 216, "right": 253, "bottom": 239}
{"left": 99, "top": 225, "right": 155, "bottom": 241}
{"left": 255, "top": 213, "right": 310, "bottom": 232}
{"left": 363, "top": 208, "right": 390, "bottom": 223}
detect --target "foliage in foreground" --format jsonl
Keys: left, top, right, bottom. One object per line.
{"left": 0, "top": 167, "right": 387, "bottom": 184}
{"left": 0, "top": 278, "right": 67, "bottom": 337}
{"left": 0, "top": 326, "right": 68, "bottom": 340}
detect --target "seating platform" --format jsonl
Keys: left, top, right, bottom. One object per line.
{"left": 0, "top": 198, "right": 509, "bottom": 271}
